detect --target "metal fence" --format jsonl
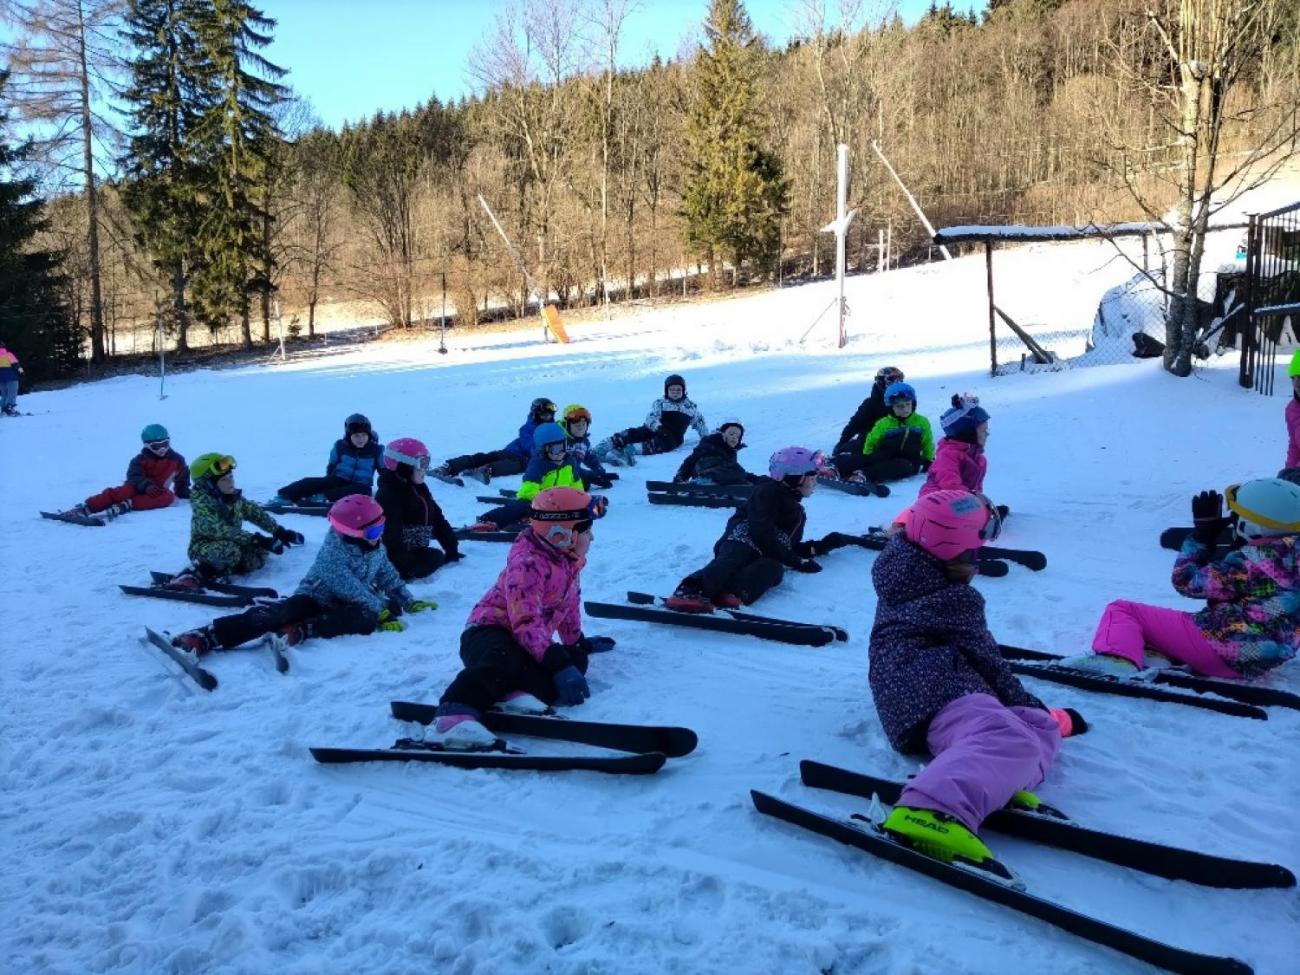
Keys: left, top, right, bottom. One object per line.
{"left": 1239, "top": 201, "right": 1300, "bottom": 394}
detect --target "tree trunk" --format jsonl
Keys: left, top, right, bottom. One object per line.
{"left": 1164, "top": 66, "right": 1202, "bottom": 378}
{"left": 77, "top": 4, "right": 105, "bottom": 364}
{"left": 172, "top": 265, "right": 189, "bottom": 352}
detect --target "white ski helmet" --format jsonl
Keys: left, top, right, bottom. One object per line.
{"left": 1225, "top": 478, "right": 1300, "bottom": 541}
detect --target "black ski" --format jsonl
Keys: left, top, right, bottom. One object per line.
{"left": 453, "top": 527, "right": 521, "bottom": 542}
{"left": 855, "top": 528, "right": 1046, "bottom": 571}
{"left": 645, "top": 480, "right": 753, "bottom": 496}
{"left": 121, "top": 585, "right": 251, "bottom": 607}
{"left": 141, "top": 627, "right": 219, "bottom": 691}
{"left": 262, "top": 503, "right": 329, "bottom": 517}
{"left": 149, "top": 571, "right": 277, "bottom": 598}
{"left": 310, "top": 745, "right": 666, "bottom": 774}
{"left": 998, "top": 645, "right": 1300, "bottom": 712}
{"left": 648, "top": 493, "right": 744, "bottom": 509}
{"left": 584, "top": 600, "right": 835, "bottom": 647}
{"left": 815, "top": 476, "right": 890, "bottom": 498}
{"left": 750, "top": 791, "right": 1253, "bottom": 975}
{"left": 1006, "top": 660, "right": 1267, "bottom": 719}
{"left": 41, "top": 510, "right": 106, "bottom": 527}
{"left": 389, "top": 700, "right": 698, "bottom": 757}
{"left": 841, "top": 531, "right": 1010, "bottom": 576}
{"left": 625, "top": 590, "right": 848, "bottom": 642}
{"left": 799, "top": 761, "right": 1295, "bottom": 889}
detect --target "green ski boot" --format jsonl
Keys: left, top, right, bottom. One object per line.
{"left": 881, "top": 806, "right": 1018, "bottom": 884}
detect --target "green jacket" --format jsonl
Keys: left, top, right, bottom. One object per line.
{"left": 188, "top": 478, "right": 280, "bottom": 559}
{"left": 862, "top": 413, "right": 936, "bottom": 464}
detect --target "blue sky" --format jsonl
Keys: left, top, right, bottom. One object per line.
{"left": 261, "top": 0, "right": 985, "bottom": 130}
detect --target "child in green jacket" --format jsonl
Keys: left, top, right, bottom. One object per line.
{"left": 830, "top": 382, "right": 934, "bottom": 484}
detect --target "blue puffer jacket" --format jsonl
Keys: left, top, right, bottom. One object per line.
{"left": 503, "top": 415, "right": 542, "bottom": 459}
{"left": 869, "top": 534, "right": 1043, "bottom": 754}
{"left": 326, "top": 436, "right": 384, "bottom": 487}
{"left": 295, "top": 531, "right": 413, "bottom": 618}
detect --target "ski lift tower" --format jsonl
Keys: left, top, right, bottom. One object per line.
{"left": 820, "top": 144, "right": 857, "bottom": 349}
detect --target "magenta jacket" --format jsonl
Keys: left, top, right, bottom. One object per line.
{"left": 466, "top": 530, "right": 583, "bottom": 662}
{"left": 1286, "top": 399, "right": 1300, "bottom": 469}
{"left": 918, "top": 438, "right": 987, "bottom": 498}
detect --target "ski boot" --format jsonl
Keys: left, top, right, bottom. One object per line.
{"left": 664, "top": 585, "right": 714, "bottom": 614}
{"left": 266, "top": 494, "right": 295, "bottom": 506}
{"left": 171, "top": 625, "right": 217, "bottom": 658}
{"left": 847, "top": 470, "right": 868, "bottom": 485}
{"left": 881, "top": 806, "right": 1014, "bottom": 882}
{"left": 102, "top": 500, "right": 133, "bottom": 520}
{"left": 1054, "top": 652, "right": 1139, "bottom": 677}
{"left": 499, "top": 691, "right": 551, "bottom": 715}
{"left": 468, "top": 520, "right": 499, "bottom": 533}
{"left": 276, "top": 621, "right": 311, "bottom": 648}
{"left": 464, "top": 465, "right": 492, "bottom": 485}
{"left": 64, "top": 502, "right": 92, "bottom": 519}
{"left": 425, "top": 706, "right": 497, "bottom": 750}
{"left": 166, "top": 567, "right": 205, "bottom": 591}
{"left": 713, "top": 592, "right": 743, "bottom": 609}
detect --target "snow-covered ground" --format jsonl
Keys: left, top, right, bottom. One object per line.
{"left": 5, "top": 220, "right": 1300, "bottom": 975}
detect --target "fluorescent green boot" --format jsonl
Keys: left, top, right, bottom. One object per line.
{"left": 881, "top": 806, "right": 995, "bottom": 864}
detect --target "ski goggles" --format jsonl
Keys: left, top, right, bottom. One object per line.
{"left": 530, "top": 495, "right": 609, "bottom": 525}
{"left": 543, "top": 441, "right": 568, "bottom": 458}
{"left": 360, "top": 518, "right": 386, "bottom": 541}
{"left": 145, "top": 439, "right": 170, "bottom": 452}
{"left": 976, "top": 494, "right": 1003, "bottom": 541}
{"left": 211, "top": 455, "right": 237, "bottom": 476}
{"left": 388, "top": 448, "right": 431, "bottom": 470}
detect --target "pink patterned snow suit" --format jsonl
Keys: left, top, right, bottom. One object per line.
{"left": 918, "top": 437, "right": 987, "bottom": 498}
{"left": 466, "top": 529, "right": 583, "bottom": 662}
{"left": 1285, "top": 398, "right": 1300, "bottom": 469}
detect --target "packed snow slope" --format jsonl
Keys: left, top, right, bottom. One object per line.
{"left": 5, "top": 240, "right": 1300, "bottom": 975}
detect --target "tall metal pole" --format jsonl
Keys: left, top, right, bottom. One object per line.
{"left": 835, "top": 144, "right": 849, "bottom": 348}
{"left": 871, "top": 140, "right": 953, "bottom": 261}
{"left": 439, "top": 271, "right": 448, "bottom": 355}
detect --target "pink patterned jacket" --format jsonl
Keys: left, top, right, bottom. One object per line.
{"left": 1285, "top": 398, "right": 1300, "bottom": 469}
{"left": 467, "top": 530, "right": 583, "bottom": 661}
{"left": 918, "top": 438, "right": 987, "bottom": 498}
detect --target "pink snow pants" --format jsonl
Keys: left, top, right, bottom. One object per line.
{"left": 1092, "top": 599, "right": 1239, "bottom": 678}
{"left": 898, "top": 693, "right": 1061, "bottom": 833}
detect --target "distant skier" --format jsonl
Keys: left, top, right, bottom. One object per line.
{"left": 375, "top": 437, "right": 462, "bottom": 580}
{"left": 918, "top": 393, "right": 991, "bottom": 498}
{"left": 666, "top": 447, "right": 851, "bottom": 612}
{"left": 170, "top": 494, "right": 435, "bottom": 656}
{"left": 433, "top": 397, "right": 558, "bottom": 484}
{"left": 272, "top": 413, "right": 382, "bottom": 505}
{"left": 1061, "top": 479, "right": 1300, "bottom": 679}
{"left": 828, "top": 381, "right": 934, "bottom": 484}
{"left": 592, "top": 374, "right": 707, "bottom": 466}
{"left": 59, "top": 424, "right": 191, "bottom": 521}
{"left": 672, "top": 419, "right": 754, "bottom": 485}
{"left": 831, "top": 365, "right": 905, "bottom": 456}
{"left": 169, "top": 453, "right": 303, "bottom": 588}
{"left": 868, "top": 489, "right": 1085, "bottom": 872}
{"left": 560, "top": 403, "right": 613, "bottom": 489}
{"left": 424, "top": 486, "right": 611, "bottom": 749}
{"left": 0, "top": 341, "right": 24, "bottom": 416}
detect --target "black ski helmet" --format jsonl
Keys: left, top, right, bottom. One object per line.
{"left": 664, "top": 374, "right": 686, "bottom": 397}
{"left": 530, "top": 397, "right": 558, "bottom": 421}
{"left": 344, "top": 413, "right": 372, "bottom": 436}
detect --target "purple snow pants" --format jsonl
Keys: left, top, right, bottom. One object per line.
{"left": 897, "top": 693, "right": 1061, "bottom": 833}
{"left": 1092, "top": 599, "right": 1239, "bottom": 678}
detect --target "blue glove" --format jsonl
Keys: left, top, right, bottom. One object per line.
{"left": 552, "top": 665, "right": 590, "bottom": 707}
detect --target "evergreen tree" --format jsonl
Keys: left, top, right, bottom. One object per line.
{"left": 190, "top": 0, "right": 287, "bottom": 348}
{"left": 681, "top": 0, "right": 789, "bottom": 285}
{"left": 119, "top": 0, "right": 212, "bottom": 352}
{"left": 0, "top": 70, "right": 80, "bottom": 380}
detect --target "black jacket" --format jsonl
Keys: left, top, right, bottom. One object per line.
{"left": 673, "top": 432, "right": 753, "bottom": 485}
{"left": 720, "top": 476, "right": 807, "bottom": 568}
{"left": 835, "top": 383, "right": 889, "bottom": 453}
{"left": 375, "top": 470, "right": 459, "bottom": 578}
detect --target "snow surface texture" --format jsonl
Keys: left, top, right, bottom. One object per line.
{"left": 5, "top": 234, "right": 1300, "bottom": 975}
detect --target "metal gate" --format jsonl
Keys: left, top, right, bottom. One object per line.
{"left": 1240, "top": 201, "right": 1300, "bottom": 393}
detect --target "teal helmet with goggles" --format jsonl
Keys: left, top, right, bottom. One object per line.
{"left": 529, "top": 486, "right": 606, "bottom": 549}
{"left": 190, "top": 452, "right": 236, "bottom": 480}
{"left": 141, "top": 423, "right": 169, "bottom": 444}
{"left": 328, "top": 494, "right": 385, "bottom": 543}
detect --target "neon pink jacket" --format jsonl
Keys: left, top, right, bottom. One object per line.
{"left": 1285, "top": 399, "right": 1300, "bottom": 469}
{"left": 467, "top": 530, "right": 583, "bottom": 661}
{"left": 918, "top": 438, "right": 987, "bottom": 498}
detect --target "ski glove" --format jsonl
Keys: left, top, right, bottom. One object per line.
{"left": 1191, "top": 490, "right": 1230, "bottom": 545}
{"left": 252, "top": 533, "right": 285, "bottom": 555}
{"left": 793, "top": 558, "right": 823, "bottom": 574}
{"left": 443, "top": 549, "right": 464, "bottom": 563}
{"left": 1048, "top": 707, "right": 1088, "bottom": 737}
{"left": 405, "top": 599, "right": 438, "bottom": 613}
{"left": 581, "top": 635, "right": 616, "bottom": 654}
{"left": 552, "top": 665, "right": 591, "bottom": 707}
{"left": 376, "top": 609, "right": 407, "bottom": 633}
{"left": 274, "top": 526, "right": 305, "bottom": 547}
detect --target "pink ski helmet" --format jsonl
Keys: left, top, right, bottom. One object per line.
{"left": 383, "top": 436, "right": 431, "bottom": 472}
{"left": 904, "top": 490, "right": 1000, "bottom": 560}
{"left": 328, "top": 494, "right": 386, "bottom": 541}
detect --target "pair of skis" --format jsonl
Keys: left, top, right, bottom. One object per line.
{"left": 121, "top": 571, "right": 279, "bottom": 607}
{"left": 646, "top": 480, "right": 752, "bottom": 510}
{"left": 753, "top": 760, "right": 1289, "bottom": 974}
{"left": 41, "top": 509, "right": 108, "bottom": 527}
{"left": 453, "top": 525, "right": 522, "bottom": 543}
{"left": 262, "top": 501, "right": 329, "bottom": 517}
{"left": 852, "top": 527, "right": 1048, "bottom": 572}
{"left": 585, "top": 591, "right": 847, "bottom": 647}
{"left": 141, "top": 623, "right": 291, "bottom": 690}
{"left": 310, "top": 700, "right": 697, "bottom": 774}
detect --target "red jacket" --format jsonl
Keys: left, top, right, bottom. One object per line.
{"left": 126, "top": 448, "right": 191, "bottom": 497}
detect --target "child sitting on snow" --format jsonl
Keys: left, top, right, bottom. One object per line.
{"left": 919, "top": 393, "right": 991, "bottom": 498}
{"left": 375, "top": 437, "right": 462, "bottom": 580}
{"left": 829, "top": 381, "right": 934, "bottom": 484}
{"left": 1061, "top": 479, "right": 1300, "bottom": 680}
{"left": 434, "top": 397, "right": 558, "bottom": 484}
{"left": 672, "top": 419, "right": 754, "bottom": 485}
{"left": 425, "top": 487, "right": 612, "bottom": 749}
{"left": 832, "top": 365, "right": 905, "bottom": 456}
{"left": 170, "top": 453, "right": 303, "bottom": 587}
{"left": 61, "top": 424, "right": 190, "bottom": 520}
{"left": 171, "top": 494, "right": 435, "bottom": 656}
{"left": 472, "top": 422, "right": 589, "bottom": 531}
{"left": 560, "top": 404, "right": 613, "bottom": 489}
{"left": 274, "top": 413, "right": 383, "bottom": 505}
{"left": 593, "top": 374, "right": 707, "bottom": 466}
{"left": 868, "top": 489, "right": 1085, "bottom": 873}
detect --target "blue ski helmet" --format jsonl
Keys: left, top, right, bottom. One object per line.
{"left": 534, "top": 422, "right": 568, "bottom": 451}
{"left": 884, "top": 381, "right": 916, "bottom": 406}
{"left": 141, "top": 423, "right": 169, "bottom": 443}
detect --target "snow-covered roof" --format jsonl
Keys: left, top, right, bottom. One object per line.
{"left": 935, "top": 221, "right": 1248, "bottom": 245}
